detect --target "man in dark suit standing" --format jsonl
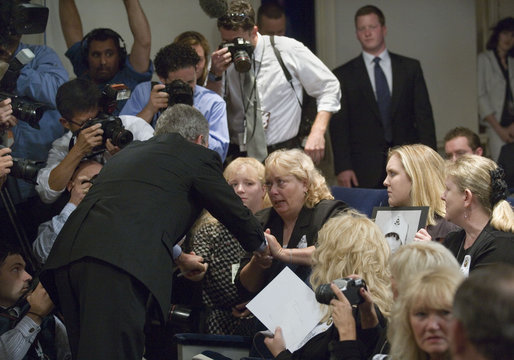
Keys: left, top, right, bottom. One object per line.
{"left": 330, "top": 5, "right": 436, "bottom": 189}
{"left": 39, "top": 104, "right": 267, "bottom": 360}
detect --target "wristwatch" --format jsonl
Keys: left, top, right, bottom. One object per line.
{"left": 208, "top": 71, "right": 222, "bottom": 82}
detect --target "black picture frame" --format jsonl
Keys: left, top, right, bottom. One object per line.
{"left": 371, "top": 206, "right": 429, "bottom": 251}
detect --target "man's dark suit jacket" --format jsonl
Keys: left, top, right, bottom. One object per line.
{"left": 40, "top": 133, "right": 264, "bottom": 319}
{"left": 330, "top": 52, "right": 437, "bottom": 188}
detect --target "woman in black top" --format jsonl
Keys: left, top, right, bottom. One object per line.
{"left": 442, "top": 155, "right": 514, "bottom": 274}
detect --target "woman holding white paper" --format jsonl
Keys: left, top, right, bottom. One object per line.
{"left": 235, "top": 149, "right": 347, "bottom": 300}
{"left": 264, "top": 210, "right": 392, "bottom": 359}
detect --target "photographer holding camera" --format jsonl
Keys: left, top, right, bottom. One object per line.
{"left": 208, "top": 0, "right": 340, "bottom": 164}
{"left": 263, "top": 211, "right": 391, "bottom": 360}
{"left": 33, "top": 160, "right": 102, "bottom": 266}
{"left": 0, "top": 242, "right": 70, "bottom": 360}
{"left": 121, "top": 42, "right": 229, "bottom": 161}
{"left": 0, "top": 145, "right": 12, "bottom": 188}
{"left": 59, "top": 0, "right": 152, "bottom": 113}
{"left": 0, "top": 1, "right": 69, "bottom": 243}
{"left": 35, "top": 79, "right": 153, "bottom": 204}
{"left": 0, "top": 98, "right": 16, "bottom": 129}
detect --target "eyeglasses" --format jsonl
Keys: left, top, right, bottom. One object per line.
{"left": 264, "top": 177, "right": 293, "bottom": 191}
{"left": 218, "top": 12, "right": 251, "bottom": 23}
{"left": 81, "top": 174, "right": 99, "bottom": 185}
{"left": 66, "top": 117, "right": 93, "bottom": 129}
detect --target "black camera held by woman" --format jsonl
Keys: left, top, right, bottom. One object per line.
{"left": 315, "top": 277, "right": 367, "bottom": 305}
{"left": 80, "top": 114, "right": 133, "bottom": 150}
{"left": 220, "top": 37, "right": 254, "bottom": 72}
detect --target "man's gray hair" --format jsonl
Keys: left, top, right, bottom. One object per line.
{"left": 453, "top": 264, "right": 514, "bottom": 360}
{"left": 154, "top": 104, "right": 209, "bottom": 144}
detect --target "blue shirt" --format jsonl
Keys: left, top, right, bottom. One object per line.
{"left": 65, "top": 41, "right": 154, "bottom": 114}
{"left": 121, "top": 82, "right": 229, "bottom": 161}
{"left": 10, "top": 43, "right": 68, "bottom": 200}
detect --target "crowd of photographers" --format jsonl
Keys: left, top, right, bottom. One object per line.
{"left": 0, "top": 1, "right": 513, "bottom": 360}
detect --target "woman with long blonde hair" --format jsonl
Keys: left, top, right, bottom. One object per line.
{"left": 264, "top": 210, "right": 392, "bottom": 359}
{"left": 383, "top": 144, "right": 459, "bottom": 245}
{"left": 442, "top": 154, "right": 514, "bottom": 273}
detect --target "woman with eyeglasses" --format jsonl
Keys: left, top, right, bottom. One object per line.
{"left": 235, "top": 148, "right": 347, "bottom": 300}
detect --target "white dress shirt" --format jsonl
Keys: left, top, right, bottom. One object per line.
{"left": 35, "top": 115, "right": 154, "bottom": 203}
{"left": 362, "top": 49, "right": 393, "bottom": 97}
{"left": 224, "top": 33, "right": 341, "bottom": 146}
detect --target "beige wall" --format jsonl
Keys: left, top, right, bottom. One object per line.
{"left": 317, "top": 0, "right": 478, "bottom": 146}
{"left": 23, "top": 0, "right": 482, "bottom": 146}
{"left": 23, "top": 0, "right": 262, "bottom": 80}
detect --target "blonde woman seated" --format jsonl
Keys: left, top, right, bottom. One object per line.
{"left": 442, "top": 155, "right": 514, "bottom": 274}
{"left": 386, "top": 266, "right": 464, "bottom": 360}
{"left": 383, "top": 144, "right": 459, "bottom": 248}
{"left": 264, "top": 210, "right": 392, "bottom": 360}
{"left": 236, "top": 149, "right": 347, "bottom": 299}
{"left": 190, "top": 157, "right": 270, "bottom": 335}
{"left": 389, "top": 241, "right": 460, "bottom": 299}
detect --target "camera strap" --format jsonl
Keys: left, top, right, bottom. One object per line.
{"left": 269, "top": 35, "right": 302, "bottom": 108}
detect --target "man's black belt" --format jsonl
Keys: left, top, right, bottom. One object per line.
{"left": 266, "top": 136, "right": 301, "bottom": 154}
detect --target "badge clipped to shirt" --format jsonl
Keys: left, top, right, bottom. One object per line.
{"left": 460, "top": 255, "right": 471, "bottom": 277}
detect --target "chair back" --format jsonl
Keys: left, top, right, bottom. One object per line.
{"left": 331, "top": 186, "right": 389, "bottom": 218}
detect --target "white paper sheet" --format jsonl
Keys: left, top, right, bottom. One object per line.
{"left": 246, "top": 267, "right": 324, "bottom": 352}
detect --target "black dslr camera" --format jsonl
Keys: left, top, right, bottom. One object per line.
{"left": 0, "top": 145, "right": 44, "bottom": 184}
{"left": 99, "top": 83, "right": 131, "bottom": 115}
{"left": 315, "top": 277, "right": 367, "bottom": 306}
{"left": 0, "top": 1, "right": 49, "bottom": 47}
{"left": 158, "top": 79, "right": 194, "bottom": 108}
{"left": 0, "top": 92, "right": 48, "bottom": 129}
{"left": 80, "top": 114, "right": 133, "bottom": 150}
{"left": 220, "top": 37, "right": 254, "bottom": 72}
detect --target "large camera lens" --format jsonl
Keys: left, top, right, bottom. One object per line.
{"left": 315, "top": 278, "right": 366, "bottom": 305}
{"left": 110, "top": 128, "right": 133, "bottom": 148}
{"left": 233, "top": 50, "right": 252, "bottom": 72}
{"left": 315, "top": 278, "right": 348, "bottom": 305}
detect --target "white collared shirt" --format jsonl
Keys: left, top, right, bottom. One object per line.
{"left": 224, "top": 33, "right": 341, "bottom": 146}
{"left": 362, "top": 49, "right": 393, "bottom": 97}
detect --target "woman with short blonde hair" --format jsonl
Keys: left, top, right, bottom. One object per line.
{"left": 190, "top": 157, "right": 269, "bottom": 335}
{"left": 388, "top": 266, "right": 464, "bottom": 360}
{"left": 236, "top": 148, "right": 346, "bottom": 304}
{"left": 264, "top": 148, "right": 333, "bottom": 208}
{"left": 389, "top": 241, "right": 460, "bottom": 299}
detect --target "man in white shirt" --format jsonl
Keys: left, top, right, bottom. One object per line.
{"left": 35, "top": 79, "right": 153, "bottom": 204}
{"left": 207, "top": 0, "right": 340, "bottom": 164}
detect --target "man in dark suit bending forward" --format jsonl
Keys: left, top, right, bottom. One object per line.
{"left": 39, "top": 104, "right": 267, "bottom": 360}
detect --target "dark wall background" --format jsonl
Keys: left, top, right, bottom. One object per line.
{"left": 261, "top": 0, "right": 316, "bottom": 52}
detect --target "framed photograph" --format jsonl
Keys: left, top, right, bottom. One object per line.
{"left": 371, "top": 206, "right": 429, "bottom": 252}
